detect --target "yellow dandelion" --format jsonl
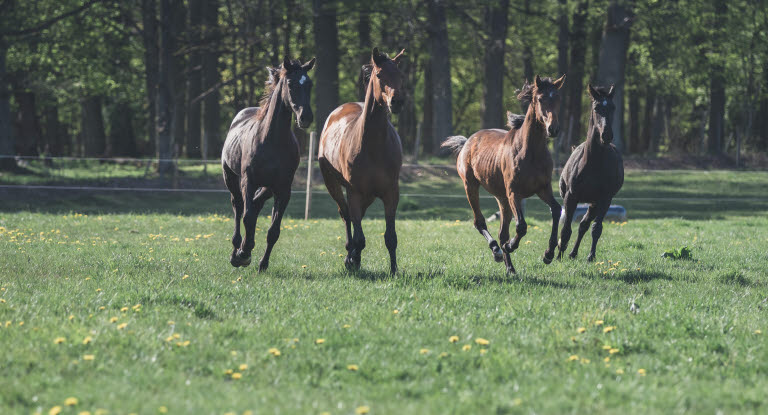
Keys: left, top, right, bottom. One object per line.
{"left": 480, "top": 349, "right": 488, "bottom": 355}
{"left": 301, "top": 265, "right": 307, "bottom": 268}
{"left": 439, "top": 352, "right": 449, "bottom": 358}
{"left": 83, "top": 354, "right": 95, "bottom": 361}
{"left": 83, "top": 336, "right": 92, "bottom": 345}
{"left": 577, "top": 327, "right": 586, "bottom": 333}
{"left": 594, "top": 320, "right": 604, "bottom": 326}
{"left": 343, "top": 324, "right": 351, "bottom": 329}
{"left": 117, "top": 323, "right": 128, "bottom": 330}
{"left": 475, "top": 338, "right": 490, "bottom": 346}
{"left": 755, "top": 330, "right": 762, "bottom": 334}
{"left": 180, "top": 340, "right": 190, "bottom": 347}
{"left": 173, "top": 333, "right": 181, "bottom": 339}
{"left": 315, "top": 338, "right": 325, "bottom": 344}
{"left": 568, "top": 355, "right": 579, "bottom": 362}
{"left": 99, "top": 306, "right": 105, "bottom": 310}
{"left": 0, "top": 299, "right": 5, "bottom": 304}
{"left": 64, "top": 397, "right": 78, "bottom": 406}
{"left": 18, "top": 321, "right": 23, "bottom": 326}
{"left": 604, "top": 357, "right": 610, "bottom": 363}
{"left": 49, "top": 406, "right": 63, "bottom": 415}
{"left": 167, "top": 320, "right": 174, "bottom": 325}
{"left": 224, "top": 369, "right": 233, "bottom": 375}
{"left": 581, "top": 358, "right": 591, "bottom": 364}
{"left": 231, "top": 372, "right": 242, "bottom": 380}
{"left": 638, "top": 368, "right": 646, "bottom": 375}
{"left": 54, "top": 337, "right": 66, "bottom": 344}
{"left": 68, "top": 315, "right": 75, "bottom": 320}
{"left": 80, "top": 411, "right": 92, "bottom": 415}
{"left": 165, "top": 336, "right": 174, "bottom": 342}
{"left": 239, "top": 364, "right": 248, "bottom": 371}
{"left": 355, "top": 406, "right": 370, "bottom": 414}
{"left": 603, "top": 326, "right": 615, "bottom": 333}
{"left": 182, "top": 274, "right": 189, "bottom": 280}
{"left": 420, "top": 348, "right": 430, "bottom": 355}
{"left": 268, "top": 348, "right": 281, "bottom": 356}
{"left": 158, "top": 406, "right": 168, "bottom": 414}
{"left": 120, "top": 307, "right": 128, "bottom": 312}
{"left": 347, "top": 364, "right": 359, "bottom": 371}
{"left": 230, "top": 350, "right": 238, "bottom": 356}
{"left": 616, "top": 368, "right": 624, "bottom": 374}
{"left": 462, "top": 344, "right": 471, "bottom": 351}
{"left": 132, "top": 304, "right": 141, "bottom": 310}
{"left": 602, "top": 345, "right": 611, "bottom": 350}
{"left": 449, "top": 335, "right": 459, "bottom": 343}
{"left": 96, "top": 288, "right": 102, "bottom": 292}
{"left": 609, "top": 348, "right": 619, "bottom": 354}
{"left": 393, "top": 309, "right": 399, "bottom": 314}
{"left": 110, "top": 317, "right": 118, "bottom": 323}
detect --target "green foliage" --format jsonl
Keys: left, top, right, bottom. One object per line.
{"left": 661, "top": 246, "right": 693, "bottom": 260}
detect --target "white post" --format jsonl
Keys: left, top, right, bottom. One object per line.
{"left": 304, "top": 131, "right": 316, "bottom": 220}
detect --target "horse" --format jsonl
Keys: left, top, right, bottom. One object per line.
{"left": 318, "top": 48, "right": 405, "bottom": 274}
{"left": 221, "top": 57, "right": 315, "bottom": 271}
{"left": 557, "top": 84, "right": 624, "bottom": 261}
{"left": 442, "top": 74, "right": 566, "bottom": 274}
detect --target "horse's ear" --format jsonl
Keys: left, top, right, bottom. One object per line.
{"left": 282, "top": 56, "right": 294, "bottom": 71}
{"left": 608, "top": 84, "right": 615, "bottom": 98}
{"left": 587, "top": 83, "right": 599, "bottom": 101}
{"left": 553, "top": 74, "right": 566, "bottom": 90}
{"left": 372, "top": 47, "right": 386, "bottom": 67}
{"left": 303, "top": 57, "right": 316, "bottom": 71}
{"left": 267, "top": 66, "right": 280, "bottom": 84}
{"left": 361, "top": 64, "right": 373, "bottom": 83}
{"left": 393, "top": 49, "right": 406, "bottom": 65}
{"left": 534, "top": 74, "right": 543, "bottom": 89}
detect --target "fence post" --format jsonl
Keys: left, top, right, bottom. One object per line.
{"left": 304, "top": 131, "right": 316, "bottom": 220}
{"left": 413, "top": 122, "right": 422, "bottom": 163}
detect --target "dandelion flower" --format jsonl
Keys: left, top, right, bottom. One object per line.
{"left": 99, "top": 306, "right": 105, "bottom": 310}
{"left": 602, "top": 345, "right": 611, "bottom": 350}
{"left": 315, "top": 338, "right": 325, "bottom": 344}
{"left": 173, "top": 333, "right": 180, "bottom": 339}
{"left": 68, "top": 315, "right": 75, "bottom": 320}
{"left": 117, "top": 323, "right": 128, "bottom": 330}
{"left": 96, "top": 288, "right": 102, "bottom": 293}
{"left": 120, "top": 307, "right": 128, "bottom": 312}
{"left": 480, "top": 349, "right": 488, "bottom": 355}
{"left": 580, "top": 358, "right": 590, "bottom": 364}
{"left": 449, "top": 335, "right": 459, "bottom": 343}
{"left": 167, "top": 320, "right": 174, "bottom": 325}
{"left": 343, "top": 324, "right": 351, "bottom": 329}
{"left": 420, "top": 348, "right": 430, "bottom": 355}
{"left": 355, "top": 406, "right": 370, "bottom": 414}
{"left": 83, "top": 354, "right": 95, "bottom": 361}
{"left": 49, "top": 406, "right": 63, "bottom": 415}
{"left": 347, "top": 364, "right": 359, "bottom": 371}
{"left": 568, "top": 355, "right": 579, "bottom": 362}
{"left": 110, "top": 317, "right": 118, "bottom": 323}
{"left": 755, "top": 330, "right": 762, "bottom": 335}
{"left": 462, "top": 345, "right": 471, "bottom": 351}
{"left": 609, "top": 348, "right": 619, "bottom": 354}
{"left": 64, "top": 397, "right": 78, "bottom": 406}
{"left": 392, "top": 309, "right": 399, "bottom": 314}
{"left": 165, "top": 336, "right": 174, "bottom": 342}
{"left": 439, "top": 352, "right": 449, "bottom": 358}
{"left": 594, "top": 320, "right": 604, "bottom": 326}
{"left": 301, "top": 265, "right": 307, "bottom": 268}
{"left": 603, "top": 326, "right": 615, "bottom": 333}
{"left": 158, "top": 406, "right": 168, "bottom": 413}
{"left": 54, "top": 337, "right": 66, "bottom": 344}
{"left": 239, "top": 364, "right": 248, "bottom": 371}
{"left": 637, "top": 368, "right": 646, "bottom": 376}
{"left": 83, "top": 336, "right": 92, "bottom": 345}
{"left": 577, "top": 327, "right": 586, "bottom": 333}
{"left": 231, "top": 372, "right": 242, "bottom": 380}
{"left": 80, "top": 411, "right": 92, "bottom": 415}
{"left": 182, "top": 274, "right": 189, "bottom": 280}
{"left": 475, "top": 338, "right": 490, "bottom": 346}
{"left": 268, "top": 348, "right": 281, "bottom": 357}
{"left": 604, "top": 357, "right": 610, "bottom": 363}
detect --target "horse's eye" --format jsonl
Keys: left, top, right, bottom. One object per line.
{"left": 549, "top": 91, "right": 555, "bottom": 98}
{"left": 602, "top": 100, "right": 607, "bottom": 106}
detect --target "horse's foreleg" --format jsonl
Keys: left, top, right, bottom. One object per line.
{"left": 236, "top": 185, "right": 272, "bottom": 267}
{"left": 557, "top": 195, "right": 578, "bottom": 260}
{"left": 223, "top": 168, "right": 244, "bottom": 266}
{"left": 586, "top": 202, "right": 610, "bottom": 262}
{"left": 537, "top": 188, "right": 562, "bottom": 264}
{"left": 465, "top": 181, "right": 503, "bottom": 263}
{"left": 383, "top": 190, "right": 399, "bottom": 275}
{"left": 496, "top": 198, "right": 515, "bottom": 274}
{"left": 346, "top": 192, "right": 366, "bottom": 270}
{"left": 258, "top": 189, "right": 290, "bottom": 272}
{"left": 570, "top": 204, "right": 597, "bottom": 259}
{"left": 504, "top": 194, "right": 527, "bottom": 254}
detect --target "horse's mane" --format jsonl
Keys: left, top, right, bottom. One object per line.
{"left": 360, "top": 51, "right": 392, "bottom": 86}
{"left": 257, "top": 60, "right": 303, "bottom": 120}
{"left": 515, "top": 77, "right": 555, "bottom": 109}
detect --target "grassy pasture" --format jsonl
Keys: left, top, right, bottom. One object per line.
{"left": 1, "top": 167, "right": 767, "bottom": 414}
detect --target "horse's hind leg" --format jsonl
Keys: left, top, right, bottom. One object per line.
{"left": 537, "top": 187, "right": 562, "bottom": 264}
{"left": 569, "top": 204, "right": 597, "bottom": 259}
{"left": 320, "top": 161, "right": 353, "bottom": 258}
{"left": 586, "top": 201, "right": 611, "bottom": 262}
{"left": 258, "top": 188, "right": 290, "bottom": 272}
{"left": 464, "top": 180, "right": 503, "bottom": 262}
{"left": 496, "top": 198, "right": 515, "bottom": 274}
{"left": 223, "top": 166, "right": 243, "bottom": 266}
{"left": 382, "top": 188, "right": 399, "bottom": 274}
{"left": 345, "top": 191, "right": 367, "bottom": 270}
{"left": 557, "top": 195, "right": 578, "bottom": 260}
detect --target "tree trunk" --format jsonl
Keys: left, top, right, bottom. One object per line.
{"left": 640, "top": 86, "right": 655, "bottom": 154}
{"left": 757, "top": 62, "right": 768, "bottom": 152}
{"left": 313, "top": 0, "right": 340, "bottom": 134}
{"left": 283, "top": 0, "right": 293, "bottom": 58}
{"left": 0, "top": 43, "right": 14, "bottom": 169}
{"left": 522, "top": 43, "right": 534, "bottom": 83}
{"left": 109, "top": 101, "right": 137, "bottom": 156}
{"left": 427, "top": 0, "right": 452, "bottom": 153}
{"left": 556, "top": 0, "right": 569, "bottom": 156}
{"left": 357, "top": 10, "right": 371, "bottom": 101}
{"left": 172, "top": 0, "right": 186, "bottom": 159}
{"left": 186, "top": 0, "right": 202, "bottom": 158}
{"left": 43, "top": 105, "right": 64, "bottom": 157}
{"left": 202, "top": 0, "right": 220, "bottom": 159}
{"left": 650, "top": 95, "right": 664, "bottom": 153}
{"left": 14, "top": 91, "right": 41, "bottom": 157}
{"left": 268, "top": 0, "right": 281, "bottom": 66}
{"left": 422, "top": 63, "right": 433, "bottom": 155}
{"left": 627, "top": 82, "right": 640, "bottom": 154}
{"left": 565, "top": 0, "right": 589, "bottom": 151}
{"left": 142, "top": 0, "right": 158, "bottom": 157}
{"left": 707, "top": 0, "right": 726, "bottom": 154}
{"left": 596, "top": 0, "right": 632, "bottom": 153}
{"left": 481, "top": 0, "right": 508, "bottom": 129}
{"left": 80, "top": 95, "right": 106, "bottom": 157}
{"left": 156, "top": 0, "right": 175, "bottom": 174}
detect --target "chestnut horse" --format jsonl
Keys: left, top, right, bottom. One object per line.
{"left": 222, "top": 57, "right": 315, "bottom": 271}
{"left": 318, "top": 48, "right": 405, "bottom": 274}
{"left": 558, "top": 84, "right": 624, "bottom": 261}
{"left": 442, "top": 75, "right": 565, "bottom": 274}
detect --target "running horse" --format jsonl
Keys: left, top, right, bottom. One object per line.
{"left": 221, "top": 57, "right": 315, "bottom": 271}
{"left": 442, "top": 75, "right": 566, "bottom": 274}
{"left": 557, "top": 84, "right": 624, "bottom": 261}
{"left": 318, "top": 48, "right": 405, "bottom": 274}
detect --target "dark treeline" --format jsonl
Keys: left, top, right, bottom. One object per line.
{"left": 0, "top": 0, "right": 766, "bottom": 172}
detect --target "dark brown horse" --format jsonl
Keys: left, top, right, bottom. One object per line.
{"left": 442, "top": 75, "right": 566, "bottom": 274}
{"left": 222, "top": 57, "right": 315, "bottom": 271}
{"left": 558, "top": 84, "right": 624, "bottom": 261}
{"left": 318, "top": 48, "right": 405, "bottom": 274}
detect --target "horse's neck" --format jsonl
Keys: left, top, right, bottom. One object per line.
{"left": 355, "top": 78, "right": 388, "bottom": 145}
{"left": 583, "top": 112, "right": 602, "bottom": 158}
{"left": 261, "top": 81, "right": 292, "bottom": 143}
{"left": 516, "top": 103, "right": 547, "bottom": 155}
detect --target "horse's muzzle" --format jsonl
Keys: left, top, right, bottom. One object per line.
{"left": 547, "top": 124, "right": 560, "bottom": 138}
{"left": 297, "top": 112, "right": 313, "bottom": 129}
{"left": 390, "top": 99, "right": 404, "bottom": 114}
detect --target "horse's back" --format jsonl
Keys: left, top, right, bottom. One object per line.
{"left": 222, "top": 107, "right": 261, "bottom": 175}
{"left": 318, "top": 102, "right": 363, "bottom": 165}
{"left": 457, "top": 129, "right": 509, "bottom": 195}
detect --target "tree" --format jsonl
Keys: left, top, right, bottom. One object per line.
{"left": 481, "top": 0, "right": 509, "bottom": 129}
{"left": 707, "top": 0, "right": 726, "bottom": 154}
{"left": 202, "top": 0, "right": 220, "bottom": 159}
{"left": 565, "top": 0, "right": 589, "bottom": 152}
{"left": 81, "top": 95, "right": 106, "bottom": 156}
{"left": 156, "top": 0, "right": 175, "bottom": 174}
{"left": 0, "top": 43, "right": 14, "bottom": 169}
{"left": 427, "top": 0, "right": 452, "bottom": 153}
{"left": 313, "top": 0, "right": 339, "bottom": 134}
{"left": 142, "top": 0, "right": 159, "bottom": 157}
{"left": 186, "top": 0, "right": 202, "bottom": 158}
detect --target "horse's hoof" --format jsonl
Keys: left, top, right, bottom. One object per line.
{"left": 491, "top": 245, "right": 504, "bottom": 263}
{"left": 506, "top": 265, "right": 516, "bottom": 275}
{"left": 258, "top": 260, "right": 269, "bottom": 272}
{"left": 569, "top": 251, "right": 578, "bottom": 260}
{"left": 230, "top": 251, "right": 251, "bottom": 267}
{"left": 542, "top": 251, "right": 554, "bottom": 264}
{"left": 586, "top": 254, "right": 596, "bottom": 262}
{"left": 344, "top": 256, "right": 360, "bottom": 271}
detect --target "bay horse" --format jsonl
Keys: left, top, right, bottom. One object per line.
{"left": 557, "top": 84, "right": 624, "bottom": 261}
{"left": 318, "top": 48, "right": 405, "bottom": 274}
{"left": 442, "top": 75, "right": 565, "bottom": 274}
{"left": 221, "top": 57, "right": 315, "bottom": 271}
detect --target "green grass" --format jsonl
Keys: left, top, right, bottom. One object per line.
{"left": 1, "top": 169, "right": 767, "bottom": 414}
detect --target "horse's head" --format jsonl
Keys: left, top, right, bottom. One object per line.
{"left": 276, "top": 57, "right": 316, "bottom": 128}
{"left": 363, "top": 47, "right": 406, "bottom": 114}
{"left": 587, "top": 83, "right": 615, "bottom": 144}
{"left": 532, "top": 74, "right": 566, "bottom": 138}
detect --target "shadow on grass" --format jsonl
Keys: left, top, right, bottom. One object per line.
{"left": 582, "top": 270, "right": 673, "bottom": 284}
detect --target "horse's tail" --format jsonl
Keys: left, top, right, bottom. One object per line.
{"left": 441, "top": 135, "right": 468, "bottom": 156}
{"left": 506, "top": 111, "right": 525, "bottom": 130}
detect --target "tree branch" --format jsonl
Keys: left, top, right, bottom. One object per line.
{"left": 2, "top": 0, "right": 107, "bottom": 37}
